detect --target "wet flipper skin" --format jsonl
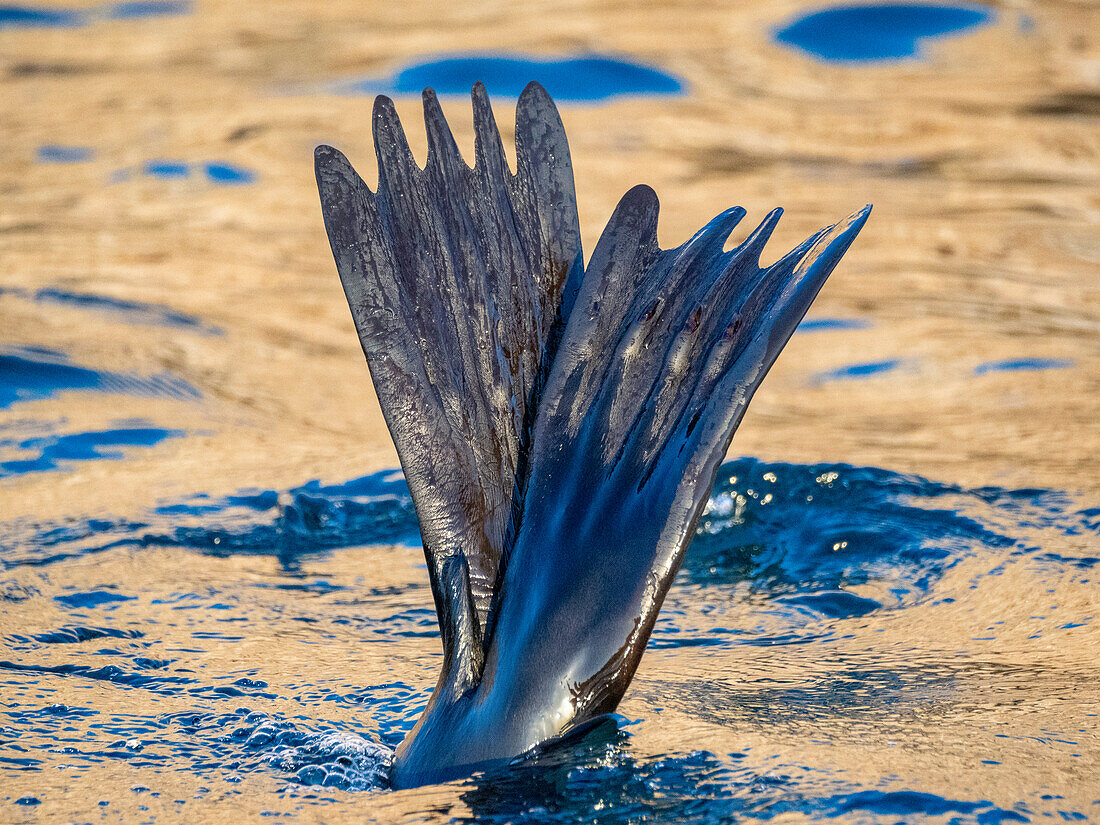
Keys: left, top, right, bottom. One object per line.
{"left": 315, "top": 82, "right": 870, "bottom": 788}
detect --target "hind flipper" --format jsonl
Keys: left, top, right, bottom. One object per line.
{"left": 480, "top": 191, "right": 872, "bottom": 722}
{"left": 314, "top": 82, "right": 584, "bottom": 658}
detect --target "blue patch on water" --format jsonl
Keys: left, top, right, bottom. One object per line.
{"left": 796, "top": 317, "right": 872, "bottom": 332}
{"left": 776, "top": 590, "right": 882, "bottom": 618}
{"left": 974, "top": 358, "right": 1074, "bottom": 375}
{"left": 347, "top": 53, "right": 685, "bottom": 102}
{"left": 54, "top": 590, "right": 135, "bottom": 609}
{"left": 107, "top": 0, "right": 189, "bottom": 19}
{"left": 0, "top": 346, "right": 200, "bottom": 409}
{"left": 813, "top": 358, "right": 901, "bottom": 383}
{"left": 128, "top": 160, "right": 257, "bottom": 185}
{"left": 0, "top": 468, "right": 418, "bottom": 571}
{"left": 34, "top": 288, "right": 219, "bottom": 334}
{"left": 6, "top": 625, "right": 143, "bottom": 648}
{"left": 35, "top": 145, "right": 94, "bottom": 163}
{"left": 143, "top": 160, "right": 189, "bottom": 179}
{"left": 0, "top": 1, "right": 188, "bottom": 29}
{"left": 2, "top": 285, "right": 219, "bottom": 333}
{"left": 0, "top": 425, "right": 185, "bottom": 477}
{"left": 827, "top": 790, "right": 1026, "bottom": 820}
{"left": 0, "top": 5, "right": 81, "bottom": 27}
{"left": 203, "top": 162, "right": 255, "bottom": 184}
{"left": 774, "top": 3, "right": 995, "bottom": 63}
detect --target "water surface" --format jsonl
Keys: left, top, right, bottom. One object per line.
{"left": 343, "top": 54, "right": 685, "bottom": 101}
{"left": 774, "top": 3, "right": 995, "bottom": 63}
{"left": 1, "top": 0, "right": 1097, "bottom": 821}
{"left": 1, "top": 459, "right": 1095, "bottom": 820}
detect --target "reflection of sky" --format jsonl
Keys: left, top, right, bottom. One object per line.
{"left": 343, "top": 54, "right": 685, "bottom": 102}
{"left": 36, "top": 145, "right": 95, "bottom": 163}
{"left": 0, "top": 347, "right": 200, "bottom": 409}
{"left": 0, "top": 424, "right": 184, "bottom": 477}
{"left": 796, "top": 317, "right": 872, "bottom": 332}
{"left": 0, "top": 1, "right": 189, "bottom": 29}
{"left": 774, "top": 3, "right": 995, "bottom": 63}
{"left": 1, "top": 286, "right": 221, "bottom": 334}
{"left": 812, "top": 358, "right": 901, "bottom": 383}
{"left": 974, "top": 357, "right": 1073, "bottom": 375}
{"left": 138, "top": 160, "right": 256, "bottom": 184}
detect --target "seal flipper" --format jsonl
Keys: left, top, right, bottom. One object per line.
{"left": 314, "top": 83, "right": 583, "bottom": 664}
{"left": 317, "top": 83, "right": 872, "bottom": 787}
{"left": 478, "top": 192, "right": 872, "bottom": 727}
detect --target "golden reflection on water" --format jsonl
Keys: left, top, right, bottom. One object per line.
{"left": 1, "top": 0, "right": 1097, "bottom": 821}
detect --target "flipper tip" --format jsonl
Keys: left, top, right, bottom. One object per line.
{"left": 520, "top": 80, "right": 551, "bottom": 102}
{"left": 314, "top": 143, "right": 340, "bottom": 165}
{"left": 314, "top": 144, "right": 352, "bottom": 181}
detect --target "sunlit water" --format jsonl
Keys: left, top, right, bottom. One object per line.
{"left": 1, "top": 459, "right": 1096, "bottom": 820}
{"left": 2, "top": 0, "right": 1098, "bottom": 821}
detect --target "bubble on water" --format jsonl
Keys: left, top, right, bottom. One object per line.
{"left": 269, "top": 731, "right": 393, "bottom": 791}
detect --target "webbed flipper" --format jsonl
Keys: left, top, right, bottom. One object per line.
{"left": 480, "top": 189, "right": 872, "bottom": 725}
{"left": 314, "top": 82, "right": 583, "bottom": 667}
{"left": 316, "top": 83, "right": 871, "bottom": 787}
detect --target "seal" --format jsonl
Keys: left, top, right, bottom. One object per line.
{"left": 314, "top": 81, "right": 870, "bottom": 788}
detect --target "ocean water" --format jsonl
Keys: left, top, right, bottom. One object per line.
{"left": 2, "top": 0, "right": 1097, "bottom": 821}
{"left": 0, "top": 1, "right": 189, "bottom": 29}
{"left": 773, "top": 3, "right": 995, "bottom": 63}
{"left": 342, "top": 54, "right": 685, "bottom": 101}
{"left": 1, "top": 287, "right": 221, "bottom": 334}
{"left": 1, "top": 459, "right": 1096, "bottom": 820}
{"left": 0, "top": 348, "right": 200, "bottom": 410}
{"left": 0, "top": 423, "right": 185, "bottom": 477}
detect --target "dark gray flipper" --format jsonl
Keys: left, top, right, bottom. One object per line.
{"left": 315, "top": 83, "right": 870, "bottom": 787}
{"left": 314, "top": 83, "right": 583, "bottom": 664}
{"left": 481, "top": 190, "right": 872, "bottom": 726}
